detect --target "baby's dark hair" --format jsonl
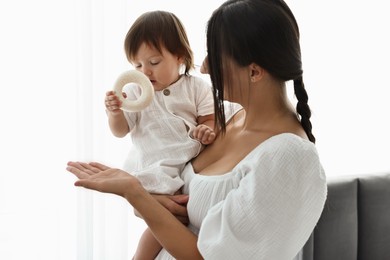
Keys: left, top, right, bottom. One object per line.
{"left": 124, "top": 10, "right": 194, "bottom": 75}
{"left": 206, "top": 0, "right": 315, "bottom": 143}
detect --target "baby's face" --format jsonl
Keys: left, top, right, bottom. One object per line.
{"left": 131, "top": 43, "right": 183, "bottom": 91}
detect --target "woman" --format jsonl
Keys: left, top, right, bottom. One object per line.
{"left": 67, "top": 0, "right": 327, "bottom": 259}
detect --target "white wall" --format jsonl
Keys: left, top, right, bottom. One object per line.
{"left": 289, "top": 0, "right": 390, "bottom": 177}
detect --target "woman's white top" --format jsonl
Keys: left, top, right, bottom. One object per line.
{"left": 155, "top": 103, "right": 327, "bottom": 259}
{"left": 122, "top": 75, "right": 214, "bottom": 195}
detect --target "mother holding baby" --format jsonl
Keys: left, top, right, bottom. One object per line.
{"left": 67, "top": 0, "right": 327, "bottom": 259}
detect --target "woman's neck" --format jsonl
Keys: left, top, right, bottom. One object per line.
{"left": 240, "top": 81, "right": 295, "bottom": 132}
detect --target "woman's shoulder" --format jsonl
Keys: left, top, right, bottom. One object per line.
{"left": 244, "top": 133, "right": 321, "bottom": 169}
{"left": 223, "top": 101, "right": 243, "bottom": 122}
{"left": 269, "top": 132, "right": 315, "bottom": 153}
{"left": 265, "top": 133, "right": 314, "bottom": 148}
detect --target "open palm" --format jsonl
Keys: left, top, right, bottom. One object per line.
{"left": 66, "top": 161, "right": 140, "bottom": 198}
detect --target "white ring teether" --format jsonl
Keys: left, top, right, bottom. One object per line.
{"left": 113, "top": 70, "right": 154, "bottom": 112}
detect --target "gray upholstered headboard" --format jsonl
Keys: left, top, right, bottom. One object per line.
{"left": 299, "top": 172, "right": 390, "bottom": 260}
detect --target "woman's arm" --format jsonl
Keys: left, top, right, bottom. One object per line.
{"left": 134, "top": 194, "right": 190, "bottom": 225}
{"left": 128, "top": 184, "right": 202, "bottom": 259}
{"left": 66, "top": 161, "right": 203, "bottom": 260}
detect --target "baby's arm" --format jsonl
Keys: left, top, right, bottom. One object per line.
{"left": 193, "top": 114, "right": 216, "bottom": 145}
{"left": 105, "top": 90, "right": 130, "bottom": 137}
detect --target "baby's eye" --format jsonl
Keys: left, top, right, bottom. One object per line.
{"left": 134, "top": 64, "right": 142, "bottom": 68}
{"left": 150, "top": 61, "right": 160, "bottom": 66}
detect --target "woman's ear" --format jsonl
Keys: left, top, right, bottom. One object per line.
{"left": 249, "top": 63, "right": 264, "bottom": 82}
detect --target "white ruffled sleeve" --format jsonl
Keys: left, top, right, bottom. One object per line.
{"left": 197, "top": 134, "right": 327, "bottom": 259}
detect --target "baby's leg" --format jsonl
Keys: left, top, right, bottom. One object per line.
{"left": 133, "top": 227, "right": 162, "bottom": 260}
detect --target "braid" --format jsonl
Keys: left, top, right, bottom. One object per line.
{"left": 293, "top": 76, "right": 316, "bottom": 143}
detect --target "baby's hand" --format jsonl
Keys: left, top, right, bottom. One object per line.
{"left": 192, "top": 124, "right": 216, "bottom": 145}
{"left": 105, "top": 90, "right": 126, "bottom": 115}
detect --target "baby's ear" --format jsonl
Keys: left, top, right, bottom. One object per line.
{"left": 177, "top": 56, "right": 185, "bottom": 64}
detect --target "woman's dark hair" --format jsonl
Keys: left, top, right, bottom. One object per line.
{"left": 124, "top": 11, "right": 194, "bottom": 75}
{"left": 206, "top": 0, "right": 315, "bottom": 143}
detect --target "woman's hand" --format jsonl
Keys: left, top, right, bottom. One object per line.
{"left": 68, "top": 161, "right": 199, "bottom": 259}
{"left": 66, "top": 161, "right": 142, "bottom": 198}
{"left": 133, "top": 194, "right": 189, "bottom": 224}
{"left": 67, "top": 161, "right": 189, "bottom": 224}
{"left": 153, "top": 194, "right": 189, "bottom": 225}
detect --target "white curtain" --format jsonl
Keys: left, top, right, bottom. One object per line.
{"left": 0, "top": 0, "right": 222, "bottom": 259}
{"left": 0, "top": 0, "right": 389, "bottom": 259}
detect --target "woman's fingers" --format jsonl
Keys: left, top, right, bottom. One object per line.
{"left": 89, "top": 162, "right": 111, "bottom": 171}
{"left": 154, "top": 194, "right": 189, "bottom": 225}
{"left": 154, "top": 194, "right": 189, "bottom": 217}
{"left": 175, "top": 215, "right": 189, "bottom": 225}
{"left": 67, "top": 161, "right": 99, "bottom": 174}
{"left": 169, "top": 194, "right": 189, "bottom": 206}
{"left": 66, "top": 161, "right": 107, "bottom": 180}
{"left": 74, "top": 179, "right": 101, "bottom": 191}
{"left": 66, "top": 163, "right": 92, "bottom": 180}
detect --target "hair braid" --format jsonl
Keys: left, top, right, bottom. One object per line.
{"left": 293, "top": 77, "right": 316, "bottom": 143}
